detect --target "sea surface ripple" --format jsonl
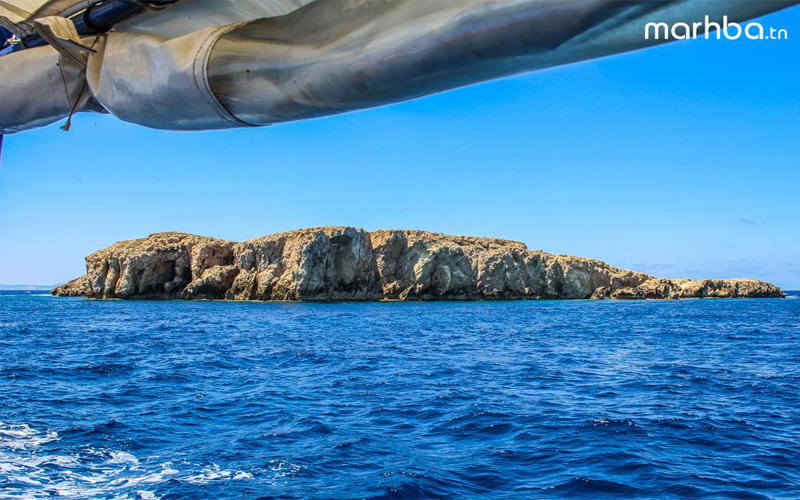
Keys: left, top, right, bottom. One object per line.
{"left": 1, "top": 292, "right": 799, "bottom": 499}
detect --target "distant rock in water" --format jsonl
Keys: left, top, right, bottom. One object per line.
{"left": 52, "top": 228, "right": 784, "bottom": 301}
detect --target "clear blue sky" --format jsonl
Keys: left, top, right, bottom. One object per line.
{"left": 1, "top": 8, "right": 798, "bottom": 289}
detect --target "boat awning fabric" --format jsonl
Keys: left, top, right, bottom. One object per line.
{"left": 0, "top": 0, "right": 88, "bottom": 36}
{"left": 0, "top": 0, "right": 54, "bottom": 22}
{"left": 1, "top": 0, "right": 798, "bottom": 134}
{"left": 0, "top": 0, "right": 311, "bottom": 36}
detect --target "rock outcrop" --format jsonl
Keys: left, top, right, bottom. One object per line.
{"left": 53, "top": 228, "right": 784, "bottom": 301}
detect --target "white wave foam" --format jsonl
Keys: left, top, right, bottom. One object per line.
{"left": 0, "top": 422, "right": 59, "bottom": 449}
{"left": 267, "top": 459, "right": 305, "bottom": 481}
{"left": 0, "top": 422, "right": 257, "bottom": 499}
{"left": 183, "top": 464, "right": 254, "bottom": 484}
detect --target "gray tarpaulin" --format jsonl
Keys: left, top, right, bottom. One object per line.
{"left": 1, "top": 0, "right": 797, "bottom": 134}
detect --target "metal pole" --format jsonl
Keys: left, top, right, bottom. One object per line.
{"left": 19, "top": 0, "right": 178, "bottom": 49}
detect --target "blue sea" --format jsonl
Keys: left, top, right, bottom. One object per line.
{"left": 1, "top": 292, "right": 799, "bottom": 499}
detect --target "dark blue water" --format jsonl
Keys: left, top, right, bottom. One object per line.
{"left": 1, "top": 293, "right": 799, "bottom": 499}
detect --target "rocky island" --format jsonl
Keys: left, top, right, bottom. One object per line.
{"left": 53, "top": 227, "right": 784, "bottom": 301}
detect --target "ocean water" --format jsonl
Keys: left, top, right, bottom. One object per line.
{"left": 1, "top": 293, "right": 799, "bottom": 499}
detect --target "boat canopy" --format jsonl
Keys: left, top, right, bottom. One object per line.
{"left": 0, "top": 0, "right": 797, "bottom": 135}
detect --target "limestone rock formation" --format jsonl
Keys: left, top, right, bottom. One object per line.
{"left": 227, "top": 227, "right": 381, "bottom": 301}
{"left": 53, "top": 233, "right": 234, "bottom": 299}
{"left": 53, "top": 228, "right": 785, "bottom": 301}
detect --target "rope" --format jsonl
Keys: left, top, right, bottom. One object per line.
{"left": 60, "top": 34, "right": 100, "bottom": 132}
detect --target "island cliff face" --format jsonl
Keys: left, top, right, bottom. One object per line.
{"left": 52, "top": 228, "right": 784, "bottom": 301}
